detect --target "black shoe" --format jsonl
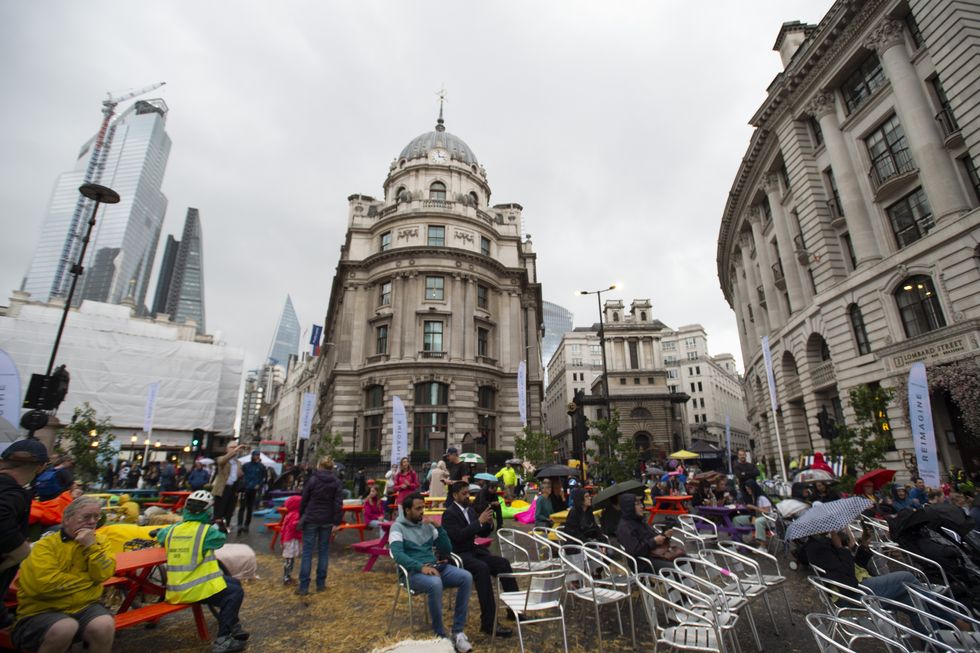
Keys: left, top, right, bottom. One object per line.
{"left": 229, "top": 623, "right": 250, "bottom": 641}
{"left": 236, "top": 526, "right": 244, "bottom": 535}
{"left": 481, "top": 625, "right": 513, "bottom": 638}
{"left": 295, "top": 587, "right": 309, "bottom": 596}
{"left": 315, "top": 585, "right": 326, "bottom": 593}
{"left": 505, "top": 609, "right": 523, "bottom": 621}
{"left": 243, "top": 526, "right": 250, "bottom": 534}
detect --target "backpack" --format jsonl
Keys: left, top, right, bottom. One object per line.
{"left": 35, "top": 468, "right": 65, "bottom": 501}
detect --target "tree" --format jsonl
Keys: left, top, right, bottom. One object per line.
{"left": 56, "top": 403, "right": 116, "bottom": 484}
{"left": 313, "top": 432, "right": 346, "bottom": 462}
{"left": 587, "top": 410, "right": 640, "bottom": 484}
{"left": 829, "top": 384, "right": 896, "bottom": 476}
{"left": 513, "top": 426, "right": 553, "bottom": 468}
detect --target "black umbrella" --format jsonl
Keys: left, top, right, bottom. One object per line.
{"left": 592, "top": 480, "right": 646, "bottom": 509}
{"left": 535, "top": 464, "right": 581, "bottom": 479}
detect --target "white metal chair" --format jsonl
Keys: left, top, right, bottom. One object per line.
{"left": 712, "top": 542, "right": 794, "bottom": 628}
{"left": 806, "top": 576, "right": 874, "bottom": 629}
{"left": 498, "top": 527, "right": 560, "bottom": 572}
{"left": 806, "top": 613, "right": 911, "bottom": 653}
{"left": 559, "top": 544, "right": 636, "bottom": 653}
{"left": 675, "top": 556, "right": 762, "bottom": 651}
{"left": 585, "top": 540, "right": 641, "bottom": 591}
{"left": 386, "top": 548, "right": 428, "bottom": 634}
{"left": 904, "top": 585, "right": 980, "bottom": 652}
{"left": 678, "top": 514, "right": 720, "bottom": 551}
{"left": 871, "top": 542, "right": 952, "bottom": 596}
{"left": 637, "top": 572, "right": 735, "bottom": 653}
{"left": 491, "top": 568, "right": 568, "bottom": 653}
{"left": 695, "top": 549, "right": 781, "bottom": 634}
{"left": 658, "top": 567, "right": 745, "bottom": 652}
{"left": 862, "top": 593, "right": 973, "bottom": 653}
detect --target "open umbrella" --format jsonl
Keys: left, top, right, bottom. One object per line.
{"left": 505, "top": 458, "right": 523, "bottom": 465}
{"left": 592, "top": 480, "right": 646, "bottom": 508}
{"left": 785, "top": 496, "right": 872, "bottom": 540}
{"left": 693, "top": 471, "right": 724, "bottom": 482}
{"left": 854, "top": 468, "right": 896, "bottom": 493}
{"left": 668, "top": 450, "right": 700, "bottom": 460}
{"left": 238, "top": 452, "right": 282, "bottom": 476}
{"left": 474, "top": 472, "right": 498, "bottom": 482}
{"left": 458, "top": 452, "right": 485, "bottom": 465}
{"left": 535, "top": 464, "right": 580, "bottom": 478}
{"left": 794, "top": 468, "right": 835, "bottom": 483}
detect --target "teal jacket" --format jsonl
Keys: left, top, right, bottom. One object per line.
{"left": 535, "top": 494, "right": 555, "bottom": 526}
{"left": 389, "top": 514, "right": 451, "bottom": 573}
{"left": 155, "top": 508, "right": 227, "bottom": 553}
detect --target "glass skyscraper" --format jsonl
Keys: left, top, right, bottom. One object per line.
{"left": 151, "top": 208, "right": 206, "bottom": 333}
{"left": 542, "top": 301, "right": 574, "bottom": 381}
{"left": 268, "top": 295, "right": 301, "bottom": 368}
{"left": 22, "top": 99, "right": 171, "bottom": 310}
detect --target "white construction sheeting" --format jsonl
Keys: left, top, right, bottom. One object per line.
{"left": 0, "top": 296, "right": 243, "bottom": 434}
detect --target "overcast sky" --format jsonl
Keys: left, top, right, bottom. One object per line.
{"left": 0, "top": 1, "right": 835, "bottom": 379}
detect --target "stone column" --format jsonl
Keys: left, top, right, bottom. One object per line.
{"left": 450, "top": 273, "right": 465, "bottom": 361}
{"left": 499, "top": 289, "right": 512, "bottom": 369}
{"left": 865, "top": 19, "right": 970, "bottom": 221}
{"left": 463, "top": 278, "right": 475, "bottom": 360}
{"left": 746, "top": 209, "right": 785, "bottom": 328}
{"left": 390, "top": 275, "right": 403, "bottom": 359}
{"left": 403, "top": 273, "right": 417, "bottom": 359}
{"left": 730, "top": 255, "right": 758, "bottom": 352}
{"left": 805, "top": 93, "right": 881, "bottom": 266}
{"left": 762, "top": 174, "right": 805, "bottom": 314}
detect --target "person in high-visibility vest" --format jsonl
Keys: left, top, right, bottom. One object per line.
{"left": 156, "top": 490, "right": 249, "bottom": 653}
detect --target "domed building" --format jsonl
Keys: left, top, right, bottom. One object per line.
{"left": 312, "top": 110, "right": 544, "bottom": 461}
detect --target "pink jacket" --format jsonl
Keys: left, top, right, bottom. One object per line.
{"left": 393, "top": 469, "right": 419, "bottom": 505}
{"left": 281, "top": 495, "right": 303, "bottom": 543}
{"left": 363, "top": 497, "right": 384, "bottom": 523}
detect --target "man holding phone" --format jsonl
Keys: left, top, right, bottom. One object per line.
{"left": 389, "top": 493, "right": 473, "bottom": 652}
{"left": 442, "top": 481, "right": 516, "bottom": 638}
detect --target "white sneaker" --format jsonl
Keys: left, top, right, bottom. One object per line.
{"left": 452, "top": 632, "right": 472, "bottom": 653}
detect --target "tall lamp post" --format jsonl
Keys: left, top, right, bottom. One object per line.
{"left": 579, "top": 283, "right": 618, "bottom": 462}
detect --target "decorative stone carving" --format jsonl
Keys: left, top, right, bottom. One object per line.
{"left": 453, "top": 229, "right": 474, "bottom": 244}
{"left": 761, "top": 173, "right": 781, "bottom": 195}
{"left": 864, "top": 18, "right": 905, "bottom": 54}
{"left": 744, "top": 207, "right": 762, "bottom": 225}
{"left": 804, "top": 92, "right": 836, "bottom": 119}
{"left": 396, "top": 227, "right": 418, "bottom": 241}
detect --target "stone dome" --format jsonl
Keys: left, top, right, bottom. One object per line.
{"left": 398, "top": 116, "right": 478, "bottom": 165}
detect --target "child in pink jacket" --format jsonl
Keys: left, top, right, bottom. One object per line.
{"left": 281, "top": 495, "right": 303, "bottom": 584}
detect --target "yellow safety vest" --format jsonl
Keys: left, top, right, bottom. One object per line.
{"left": 164, "top": 521, "right": 226, "bottom": 604}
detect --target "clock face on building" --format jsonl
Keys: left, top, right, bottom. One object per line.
{"left": 430, "top": 149, "right": 448, "bottom": 163}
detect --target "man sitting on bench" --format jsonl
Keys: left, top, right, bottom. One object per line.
{"left": 156, "top": 490, "right": 249, "bottom": 653}
{"left": 11, "top": 496, "right": 116, "bottom": 653}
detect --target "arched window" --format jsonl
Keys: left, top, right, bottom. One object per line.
{"left": 848, "top": 303, "right": 871, "bottom": 355}
{"left": 634, "top": 432, "right": 651, "bottom": 451}
{"left": 612, "top": 312, "right": 620, "bottom": 322}
{"left": 395, "top": 186, "right": 406, "bottom": 202}
{"left": 640, "top": 311, "right": 647, "bottom": 321}
{"left": 468, "top": 191, "right": 479, "bottom": 207}
{"left": 895, "top": 275, "right": 946, "bottom": 338}
{"left": 429, "top": 181, "right": 446, "bottom": 201}
{"left": 630, "top": 407, "right": 652, "bottom": 419}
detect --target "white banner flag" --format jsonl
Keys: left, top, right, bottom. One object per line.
{"left": 725, "top": 414, "right": 732, "bottom": 476}
{"left": 0, "top": 349, "right": 20, "bottom": 439}
{"left": 143, "top": 382, "right": 160, "bottom": 433}
{"left": 908, "top": 362, "right": 940, "bottom": 488}
{"left": 391, "top": 396, "right": 408, "bottom": 467}
{"left": 761, "top": 336, "right": 779, "bottom": 414}
{"left": 298, "top": 392, "right": 316, "bottom": 440}
{"left": 518, "top": 360, "right": 527, "bottom": 427}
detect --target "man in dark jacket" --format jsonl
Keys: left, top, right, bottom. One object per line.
{"left": 296, "top": 456, "right": 343, "bottom": 595}
{"left": 615, "top": 493, "right": 677, "bottom": 572}
{"left": 236, "top": 452, "right": 266, "bottom": 534}
{"left": 442, "top": 482, "right": 514, "bottom": 638}
{"left": 732, "top": 449, "right": 758, "bottom": 486}
{"left": 0, "top": 439, "right": 49, "bottom": 627}
{"left": 445, "top": 447, "right": 469, "bottom": 483}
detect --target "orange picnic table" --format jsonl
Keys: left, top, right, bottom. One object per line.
{"left": 646, "top": 494, "right": 692, "bottom": 524}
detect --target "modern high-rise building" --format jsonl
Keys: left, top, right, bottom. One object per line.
{"left": 151, "top": 208, "right": 205, "bottom": 332}
{"left": 22, "top": 99, "right": 171, "bottom": 310}
{"left": 541, "top": 301, "right": 573, "bottom": 384}
{"left": 267, "top": 295, "right": 301, "bottom": 368}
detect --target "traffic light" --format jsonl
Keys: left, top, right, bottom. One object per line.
{"left": 191, "top": 428, "right": 204, "bottom": 451}
{"left": 568, "top": 390, "right": 589, "bottom": 452}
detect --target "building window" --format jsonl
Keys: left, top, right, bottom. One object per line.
{"left": 963, "top": 155, "right": 980, "bottom": 204}
{"left": 477, "top": 327, "right": 489, "bottom": 356}
{"left": 931, "top": 77, "right": 959, "bottom": 137}
{"left": 633, "top": 378, "right": 641, "bottom": 385}
{"left": 415, "top": 381, "right": 448, "bottom": 405}
{"left": 887, "top": 188, "right": 934, "bottom": 248}
{"left": 895, "top": 276, "right": 946, "bottom": 338}
{"left": 663, "top": 341, "right": 675, "bottom": 351}
{"left": 697, "top": 381, "right": 703, "bottom": 392}
{"left": 841, "top": 53, "right": 887, "bottom": 114}
{"left": 867, "top": 115, "right": 914, "bottom": 186}
{"left": 667, "top": 369, "right": 678, "bottom": 379}
{"left": 477, "top": 284, "right": 489, "bottom": 309}
{"left": 478, "top": 386, "right": 496, "bottom": 410}
{"left": 427, "top": 225, "right": 445, "bottom": 246}
{"left": 469, "top": 191, "right": 479, "bottom": 207}
{"left": 620, "top": 378, "right": 627, "bottom": 385}
{"left": 413, "top": 411, "right": 447, "bottom": 452}
{"left": 365, "top": 385, "right": 384, "bottom": 409}
{"left": 423, "top": 321, "right": 443, "bottom": 352}
{"left": 809, "top": 116, "right": 824, "bottom": 147}
{"left": 693, "top": 414, "right": 699, "bottom": 424}
{"left": 690, "top": 382, "right": 696, "bottom": 393}
{"left": 841, "top": 233, "right": 858, "bottom": 270}
{"left": 379, "top": 280, "right": 392, "bottom": 306}
{"left": 364, "top": 414, "right": 382, "bottom": 451}
{"left": 590, "top": 344, "right": 602, "bottom": 356}
{"left": 628, "top": 341, "right": 639, "bottom": 369}
{"left": 687, "top": 351, "right": 697, "bottom": 361}
{"left": 480, "top": 236, "right": 491, "bottom": 256}
{"left": 612, "top": 312, "right": 619, "bottom": 322}
{"left": 825, "top": 168, "right": 843, "bottom": 217}
{"left": 429, "top": 182, "right": 446, "bottom": 201}
{"left": 665, "top": 355, "right": 677, "bottom": 364}
{"left": 376, "top": 324, "right": 389, "bottom": 355}
{"left": 695, "top": 366, "right": 700, "bottom": 375}
{"left": 904, "top": 12, "right": 925, "bottom": 50}
{"left": 380, "top": 231, "right": 392, "bottom": 252}
{"left": 425, "top": 275, "right": 444, "bottom": 300}
{"left": 761, "top": 198, "right": 772, "bottom": 223}
{"left": 848, "top": 303, "right": 871, "bottom": 355}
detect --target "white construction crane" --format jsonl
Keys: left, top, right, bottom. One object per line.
{"left": 50, "top": 81, "right": 166, "bottom": 301}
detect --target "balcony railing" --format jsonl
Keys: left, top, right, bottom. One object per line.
{"left": 935, "top": 108, "right": 961, "bottom": 140}
{"left": 476, "top": 355, "right": 498, "bottom": 366}
{"left": 419, "top": 350, "right": 447, "bottom": 359}
{"left": 811, "top": 359, "right": 836, "bottom": 389}
{"left": 422, "top": 199, "right": 455, "bottom": 210}
{"left": 869, "top": 150, "right": 916, "bottom": 190}
{"left": 756, "top": 285, "right": 766, "bottom": 306}
{"left": 366, "top": 353, "right": 389, "bottom": 364}
{"left": 771, "top": 260, "right": 785, "bottom": 289}
{"left": 793, "top": 234, "right": 811, "bottom": 265}
{"left": 826, "top": 199, "right": 845, "bottom": 228}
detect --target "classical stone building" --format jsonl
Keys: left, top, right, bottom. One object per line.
{"left": 716, "top": 0, "right": 980, "bottom": 478}
{"left": 312, "top": 112, "right": 544, "bottom": 461}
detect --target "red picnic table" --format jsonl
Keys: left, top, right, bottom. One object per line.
{"left": 645, "top": 494, "right": 693, "bottom": 525}
{"left": 333, "top": 503, "right": 368, "bottom": 542}
{"left": 143, "top": 491, "right": 191, "bottom": 513}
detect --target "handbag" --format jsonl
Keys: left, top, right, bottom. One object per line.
{"left": 651, "top": 544, "right": 685, "bottom": 562}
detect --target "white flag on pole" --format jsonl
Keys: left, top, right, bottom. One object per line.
{"left": 518, "top": 360, "right": 527, "bottom": 427}
{"left": 908, "top": 362, "right": 940, "bottom": 488}
{"left": 391, "top": 396, "right": 408, "bottom": 467}
{"left": 298, "top": 392, "right": 316, "bottom": 440}
{"left": 0, "top": 349, "right": 21, "bottom": 438}
{"left": 143, "top": 382, "right": 160, "bottom": 433}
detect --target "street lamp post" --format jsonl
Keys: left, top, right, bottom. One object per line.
{"left": 579, "top": 284, "right": 617, "bottom": 420}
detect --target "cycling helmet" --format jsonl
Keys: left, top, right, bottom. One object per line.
{"left": 185, "top": 490, "right": 214, "bottom": 513}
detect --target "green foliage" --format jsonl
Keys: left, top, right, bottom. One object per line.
{"left": 513, "top": 426, "right": 553, "bottom": 467}
{"left": 56, "top": 403, "right": 116, "bottom": 484}
{"left": 314, "top": 432, "right": 346, "bottom": 462}
{"left": 588, "top": 410, "right": 639, "bottom": 483}
{"left": 829, "top": 384, "right": 896, "bottom": 474}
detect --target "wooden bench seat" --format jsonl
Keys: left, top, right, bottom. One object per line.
{"left": 114, "top": 601, "right": 209, "bottom": 640}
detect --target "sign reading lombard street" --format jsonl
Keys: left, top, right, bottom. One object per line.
{"left": 891, "top": 337, "right": 967, "bottom": 369}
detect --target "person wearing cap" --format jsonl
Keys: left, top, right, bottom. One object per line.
{"left": 157, "top": 490, "right": 249, "bottom": 653}
{"left": 0, "top": 438, "right": 50, "bottom": 627}
{"left": 11, "top": 496, "right": 115, "bottom": 653}
{"left": 445, "top": 447, "right": 469, "bottom": 483}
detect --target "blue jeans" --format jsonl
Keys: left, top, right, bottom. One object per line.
{"left": 861, "top": 571, "right": 951, "bottom": 628}
{"left": 408, "top": 564, "right": 472, "bottom": 637}
{"left": 299, "top": 523, "right": 333, "bottom": 591}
